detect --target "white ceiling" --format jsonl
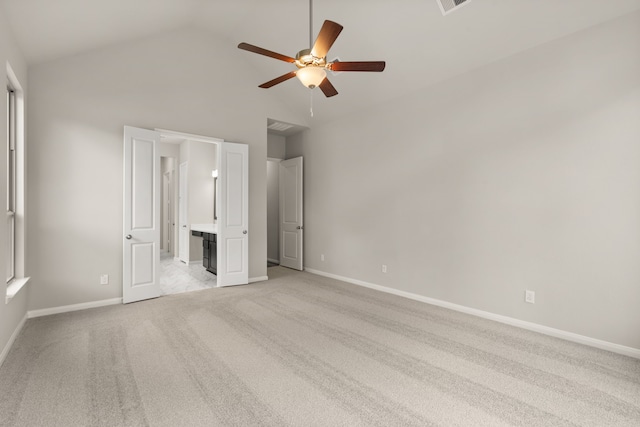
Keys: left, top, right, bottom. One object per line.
{"left": 2, "top": 0, "right": 640, "bottom": 124}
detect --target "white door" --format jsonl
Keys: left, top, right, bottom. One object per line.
{"left": 217, "top": 142, "right": 249, "bottom": 286}
{"left": 123, "top": 126, "right": 161, "bottom": 304}
{"left": 279, "top": 157, "right": 303, "bottom": 270}
{"left": 178, "top": 162, "right": 189, "bottom": 263}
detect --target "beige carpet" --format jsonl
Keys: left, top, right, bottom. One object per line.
{"left": 1, "top": 266, "right": 639, "bottom": 426}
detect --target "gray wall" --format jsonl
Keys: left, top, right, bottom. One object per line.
{"left": 26, "top": 28, "right": 306, "bottom": 311}
{"left": 0, "top": 6, "right": 29, "bottom": 361}
{"left": 267, "top": 133, "right": 286, "bottom": 159}
{"left": 296, "top": 12, "right": 640, "bottom": 349}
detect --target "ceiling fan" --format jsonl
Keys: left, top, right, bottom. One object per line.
{"left": 237, "top": 3, "right": 385, "bottom": 98}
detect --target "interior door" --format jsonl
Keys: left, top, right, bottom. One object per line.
{"left": 217, "top": 142, "right": 249, "bottom": 286}
{"left": 123, "top": 126, "right": 161, "bottom": 303}
{"left": 279, "top": 156, "right": 303, "bottom": 270}
{"left": 178, "top": 162, "right": 188, "bottom": 263}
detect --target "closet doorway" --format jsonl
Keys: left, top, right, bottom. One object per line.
{"left": 266, "top": 119, "right": 306, "bottom": 272}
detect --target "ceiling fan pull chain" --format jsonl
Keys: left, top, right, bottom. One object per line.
{"left": 310, "top": 90, "right": 314, "bottom": 117}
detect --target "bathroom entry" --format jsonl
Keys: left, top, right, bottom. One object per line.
{"left": 168, "top": 141, "right": 216, "bottom": 295}
{"left": 123, "top": 126, "right": 249, "bottom": 303}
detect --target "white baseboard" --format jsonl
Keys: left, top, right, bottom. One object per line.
{"left": 27, "top": 298, "right": 122, "bottom": 319}
{"left": 0, "top": 313, "right": 27, "bottom": 368}
{"left": 267, "top": 258, "right": 280, "bottom": 264}
{"left": 305, "top": 267, "right": 640, "bottom": 360}
{"left": 249, "top": 276, "right": 269, "bottom": 284}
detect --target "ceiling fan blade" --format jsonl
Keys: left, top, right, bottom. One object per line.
{"left": 238, "top": 42, "right": 296, "bottom": 63}
{"left": 329, "top": 61, "right": 386, "bottom": 72}
{"left": 311, "top": 20, "right": 343, "bottom": 58}
{"left": 259, "top": 71, "right": 297, "bottom": 88}
{"left": 319, "top": 78, "right": 338, "bottom": 98}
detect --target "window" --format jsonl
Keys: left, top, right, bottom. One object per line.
{"left": 6, "top": 85, "right": 15, "bottom": 283}
{"left": 5, "top": 64, "right": 28, "bottom": 302}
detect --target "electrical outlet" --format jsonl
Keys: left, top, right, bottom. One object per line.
{"left": 525, "top": 290, "right": 535, "bottom": 304}
{"left": 382, "top": 265, "right": 387, "bottom": 273}
{"left": 100, "top": 274, "right": 109, "bottom": 285}
{"left": 321, "top": 254, "right": 325, "bottom": 262}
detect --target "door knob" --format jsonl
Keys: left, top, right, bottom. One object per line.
{"left": 243, "top": 230, "right": 248, "bottom": 234}
{"left": 125, "top": 234, "right": 132, "bottom": 240}
{"left": 296, "top": 226, "right": 303, "bottom": 230}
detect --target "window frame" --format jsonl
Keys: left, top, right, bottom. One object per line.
{"left": 6, "top": 84, "right": 16, "bottom": 284}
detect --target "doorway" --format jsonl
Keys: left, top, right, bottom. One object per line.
{"left": 163, "top": 138, "right": 218, "bottom": 296}
{"left": 123, "top": 126, "right": 249, "bottom": 304}
{"left": 266, "top": 122, "right": 306, "bottom": 272}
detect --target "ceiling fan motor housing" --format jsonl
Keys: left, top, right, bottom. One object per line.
{"left": 295, "top": 49, "right": 327, "bottom": 68}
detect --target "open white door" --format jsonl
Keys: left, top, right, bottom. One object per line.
{"left": 123, "top": 126, "right": 161, "bottom": 303}
{"left": 279, "top": 157, "right": 303, "bottom": 270}
{"left": 217, "top": 142, "right": 249, "bottom": 286}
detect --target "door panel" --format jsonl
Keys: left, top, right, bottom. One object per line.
{"left": 123, "top": 126, "right": 161, "bottom": 303}
{"left": 132, "top": 243, "right": 154, "bottom": 285}
{"left": 132, "top": 140, "right": 154, "bottom": 228}
{"left": 279, "top": 157, "right": 303, "bottom": 270}
{"left": 217, "top": 142, "right": 249, "bottom": 286}
{"left": 283, "top": 232, "right": 298, "bottom": 259}
{"left": 225, "top": 238, "right": 244, "bottom": 273}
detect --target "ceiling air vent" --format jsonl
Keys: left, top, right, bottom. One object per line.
{"left": 267, "top": 121, "right": 294, "bottom": 132}
{"left": 437, "top": 0, "right": 473, "bottom": 15}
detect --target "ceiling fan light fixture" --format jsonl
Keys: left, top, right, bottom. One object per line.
{"left": 296, "top": 66, "right": 326, "bottom": 89}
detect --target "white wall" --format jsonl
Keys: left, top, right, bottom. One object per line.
{"left": 296, "top": 12, "right": 640, "bottom": 349}
{"left": 0, "top": 6, "right": 29, "bottom": 361}
{"left": 26, "top": 28, "right": 307, "bottom": 311}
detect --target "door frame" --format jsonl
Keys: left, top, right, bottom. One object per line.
{"left": 125, "top": 127, "right": 247, "bottom": 302}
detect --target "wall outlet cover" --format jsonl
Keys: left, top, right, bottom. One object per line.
{"left": 525, "top": 290, "right": 535, "bottom": 304}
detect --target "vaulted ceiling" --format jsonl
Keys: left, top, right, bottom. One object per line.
{"left": 2, "top": 0, "right": 640, "bottom": 124}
